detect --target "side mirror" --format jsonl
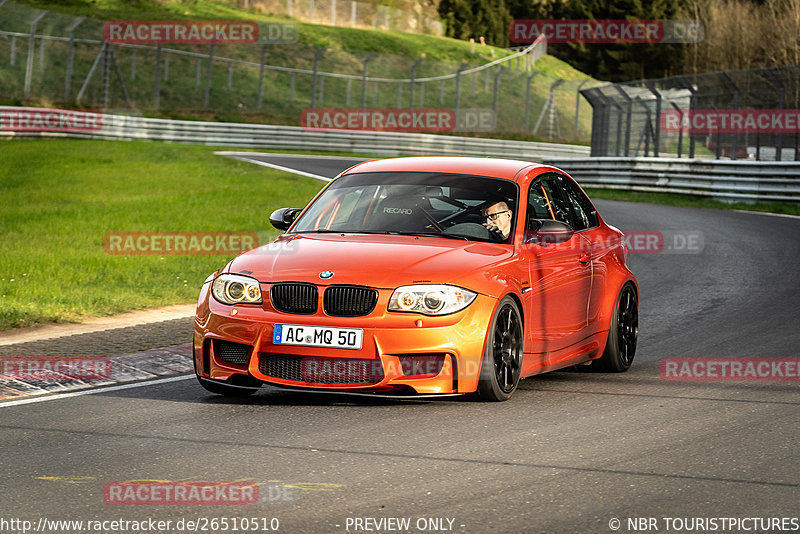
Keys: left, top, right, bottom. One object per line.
{"left": 526, "top": 219, "right": 574, "bottom": 245}
{"left": 269, "top": 208, "right": 302, "bottom": 231}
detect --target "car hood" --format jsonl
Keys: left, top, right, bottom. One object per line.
{"left": 227, "top": 233, "right": 513, "bottom": 293}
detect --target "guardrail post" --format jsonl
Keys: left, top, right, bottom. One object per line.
{"left": 24, "top": 11, "right": 47, "bottom": 98}
{"left": 311, "top": 47, "right": 326, "bottom": 109}
{"left": 64, "top": 16, "right": 85, "bottom": 101}
{"left": 409, "top": 57, "right": 423, "bottom": 108}
{"left": 360, "top": 52, "right": 375, "bottom": 109}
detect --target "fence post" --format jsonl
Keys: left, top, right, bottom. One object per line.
{"left": 525, "top": 71, "right": 540, "bottom": 132}
{"left": 361, "top": 52, "right": 376, "bottom": 109}
{"left": 439, "top": 79, "right": 445, "bottom": 104}
{"left": 409, "top": 57, "right": 423, "bottom": 108}
{"left": 10, "top": 36, "right": 15, "bottom": 66}
{"left": 719, "top": 72, "right": 739, "bottom": 159}
{"left": 257, "top": 43, "right": 269, "bottom": 110}
{"left": 154, "top": 44, "right": 162, "bottom": 108}
{"left": 203, "top": 43, "right": 215, "bottom": 108}
{"left": 290, "top": 72, "right": 295, "bottom": 103}
{"left": 130, "top": 49, "right": 136, "bottom": 80}
{"left": 64, "top": 16, "right": 85, "bottom": 101}
{"left": 227, "top": 62, "right": 233, "bottom": 90}
{"left": 331, "top": 0, "right": 336, "bottom": 25}
{"left": 492, "top": 67, "right": 504, "bottom": 131}
{"left": 351, "top": 1, "right": 357, "bottom": 26}
{"left": 454, "top": 62, "right": 468, "bottom": 118}
{"left": 573, "top": 79, "right": 589, "bottom": 140}
{"left": 311, "top": 47, "right": 326, "bottom": 108}
{"left": 346, "top": 78, "right": 351, "bottom": 105}
{"left": 763, "top": 68, "right": 786, "bottom": 162}
{"left": 102, "top": 42, "right": 111, "bottom": 108}
{"left": 24, "top": 11, "right": 47, "bottom": 98}
{"left": 309, "top": 0, "right": 314, "bottom": 20}
{"left": 644, "top": 80, "right": 661, "bottom": 157}
{"left": 419, "top": 82, "right": 424, "bottom": 107}
{"left": 38, "top": 35, "right": 45, "bottom": 72}
{"left": 163, "top": 52, "right": 169, "bottom": 82}
{"left": 287, "top": 0, "right": 292, "bottom": 17}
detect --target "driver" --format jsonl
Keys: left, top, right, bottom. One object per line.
{"left": 482, "top": 201, "right": 513, "bottom": 241}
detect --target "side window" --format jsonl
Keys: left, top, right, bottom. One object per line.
{"left": 539, "top": 177, "right": 572, "bottom": 227}
{"left": 560, "top": 177, "right": 599, "bottom": 231}
{"left": 526, "top": 182, "right": 553, "bottom": 229}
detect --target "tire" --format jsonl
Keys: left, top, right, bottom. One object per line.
{"left": 592, "top": 283, "right": 638, "bottom": 372}
{"left": 477, "top": 296, "right": 524, "bottom": 401}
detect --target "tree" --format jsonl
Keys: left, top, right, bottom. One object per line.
{"left": 439, "top": 0, "right": 513, "bottom": 47}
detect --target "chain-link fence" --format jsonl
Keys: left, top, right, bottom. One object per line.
{"left": 582, "top": 65, "right": 800, "bottom": 161}
{"left": 0, "top": 0, "right": 601, "bottom": 142}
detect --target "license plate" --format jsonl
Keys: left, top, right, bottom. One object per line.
{"left": 273, "top": 324, "right": 363, "bottom": 350}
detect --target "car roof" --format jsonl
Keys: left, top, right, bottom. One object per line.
{"left": 343, "top": 156, "right": 550, "bottom": 180}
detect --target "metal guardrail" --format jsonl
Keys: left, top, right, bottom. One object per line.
{"left": 0, "top": 107, "right": 591, "bottom": 159}
{"left": 546, "top": 157, "right": 800, "bottom": 203}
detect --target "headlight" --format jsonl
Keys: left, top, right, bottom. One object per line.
{"left": 211, "top": 273, "right": 262, "bottom": 305}
{"left": 388, "top": 285, "right": 477, "bottom": 315}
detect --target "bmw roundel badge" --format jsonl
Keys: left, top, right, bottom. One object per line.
{"left": 319, "top": 271, "right": 334, "bottom": 279}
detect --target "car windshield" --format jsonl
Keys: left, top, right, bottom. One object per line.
{"left": 290, "top": 171, "right": 519, "bottom": 243}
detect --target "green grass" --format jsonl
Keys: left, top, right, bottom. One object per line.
{"left": 0, "top": 138, "right": 326, "bottom": 330}
{"left": 584, "top": 188, "right": 800, "bottom": 216}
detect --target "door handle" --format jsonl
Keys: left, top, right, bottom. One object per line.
{"left": 578, "top": 253, "right": 590, "bottom": 264}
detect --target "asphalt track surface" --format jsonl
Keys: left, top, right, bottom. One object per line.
{"left": 2, "top": 155, "right": 799, "bottom": 534}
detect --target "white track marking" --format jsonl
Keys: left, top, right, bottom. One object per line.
{"left": 0, "top": 374, "right": 194, "bottom": 408}
{"left": 733, "top": 209, "right": 800, "bottom": 220}
{"left": 215, "top": 152, "right": 333, "bottom": 182}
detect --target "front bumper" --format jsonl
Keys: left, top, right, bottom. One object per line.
{"left": 194, "top": 284, "right": 496, "bottom": 395}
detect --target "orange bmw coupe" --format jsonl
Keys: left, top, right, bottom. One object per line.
{"left": 194, "top": 156, "right": 638, "bottom": 401}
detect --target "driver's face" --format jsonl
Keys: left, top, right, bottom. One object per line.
{"left": 483, "top": 203, "right": 513, "bottom": 238}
